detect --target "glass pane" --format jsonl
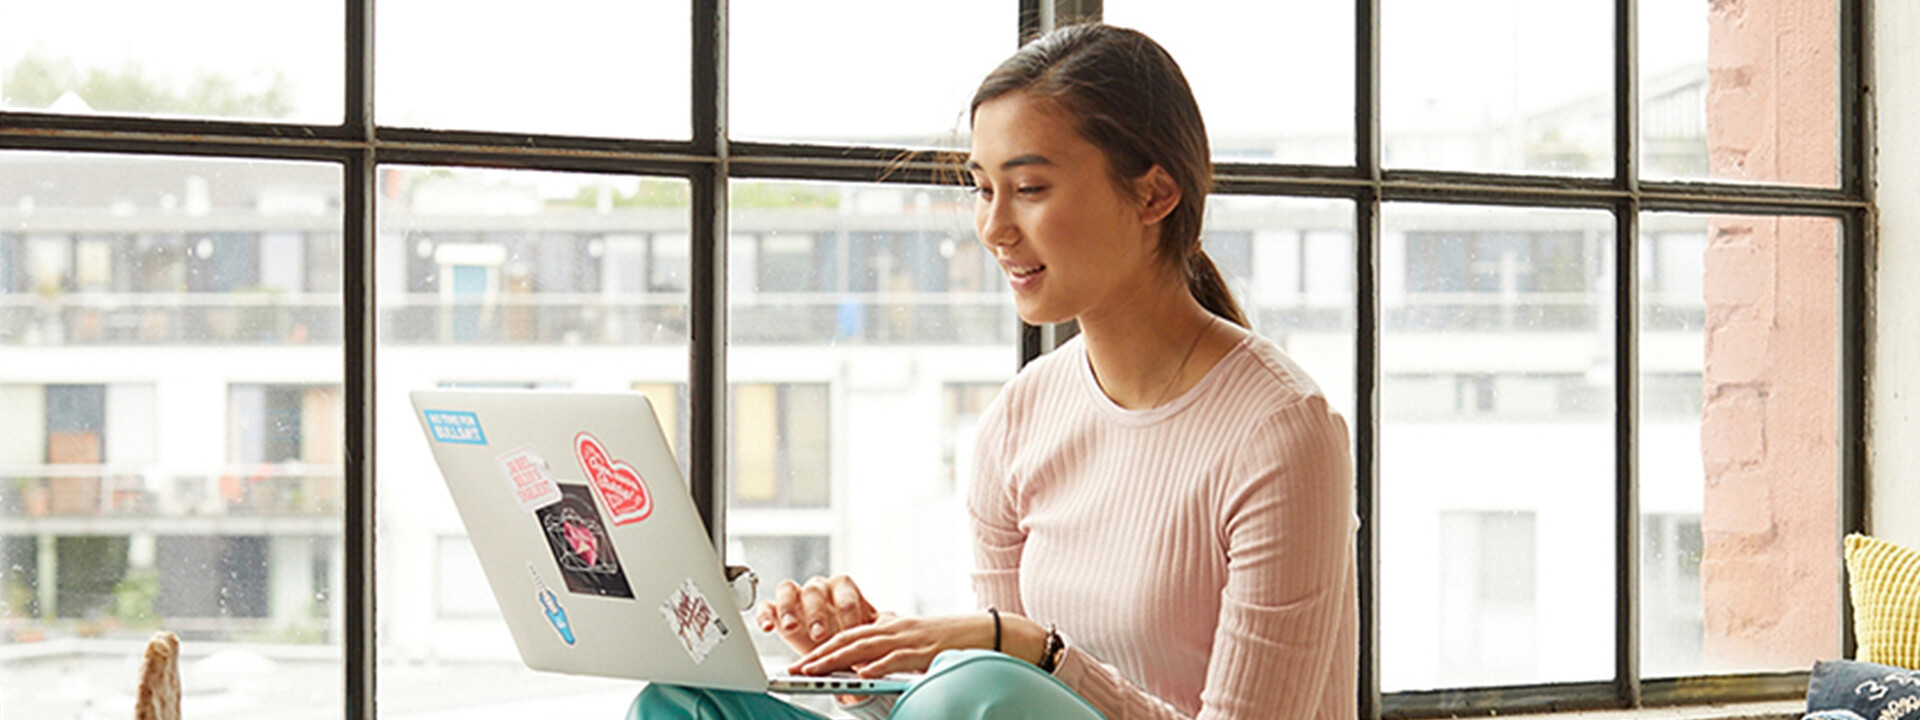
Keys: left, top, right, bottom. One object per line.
{"left": 1638, "top": 213, "right": 1841, "bottom": 677}
{"left": 1639, "top": 0, "right": 1839, "bottom": 186}
{"left": 1383, "top": 0, "right": 1613, "bottom": 175}
{"left": 1105, "top": 1, "right": 1355, "bottom": 164}
{"left": 0, "top": 152, "right": 343, "bottom": 718}
{"left": 0, "top": 2, "right": 342, "bottom": 123}
{"left": 1207, "top": 195, "right": 1357, "bottom": 423}
{"left": 376, "top": 1, "right": 691, "bottom": 139}
{"left": 730, "top": 1, "right": 1008, "bottom": 147}
{"left": 376, "top": 168, "right": 691, "bottom": 715}
{"left": 1379, "top": 204, "right": 1615, "bottom": 690}
{"left": 726, "top": 180, "right": 1016, "bottom": 669}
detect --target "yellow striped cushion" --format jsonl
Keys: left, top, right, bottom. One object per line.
{"left": 1846, "top": 534, "right": 1920, "bottom": 669}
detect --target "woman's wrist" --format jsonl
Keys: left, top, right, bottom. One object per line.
{"left": 998, "top": 613, "right": 1050, "bottom": 667}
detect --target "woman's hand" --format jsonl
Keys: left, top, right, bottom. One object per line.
{"left": 789, "top": 611, "right": 1047, "bottom": 678}
{"left": 755, "top": 575, "right": 879, "bottom": 657}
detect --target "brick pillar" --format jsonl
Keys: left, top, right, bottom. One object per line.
{"left": 1699, "top": 0, "right": 1839, "bottom": 669}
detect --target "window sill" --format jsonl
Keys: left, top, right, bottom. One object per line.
{"left": 1491, "top": 700, "right": 1803, "bottom": 720}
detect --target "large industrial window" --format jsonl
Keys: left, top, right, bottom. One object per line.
{"left": 0, "top": 1, "right": 1868, "bottom": 718}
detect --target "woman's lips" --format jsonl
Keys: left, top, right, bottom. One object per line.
{"left": 1004, "top": 262, "right": 1046, "bottom": 290}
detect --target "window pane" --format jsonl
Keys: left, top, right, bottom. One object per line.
{"left": 730, "top": 1, "right": 1008, "bottom": 147}
{"left": 1207, "top": 196, "right": 1357, "bottom": 424}
{"left": 1105, "top": 1, "right": 1355, "bottom": 164}
{"left": 1638, "top": 213, "right": 1841, "bottom": 677}
{"left": 376, "top": 167, "right": 691, "bottom": 715}
{"left": 0, "top": 1, "right": 342, "bottom": 123}
{"left": 730, "top": 182, "right": 1006, "bottom": 347}
{"left": 0, "top": 152, "right": 342, "bottom": 718}
{"left": 727, "top": 181, "right": 1015, "bottom": 666}
{"left": 1640, "top": 0, "right": 1839, "bottom": 186}
{"left": 1383, "top": 0, "right": 1612, "bottom": 175}
{"left": 1380, "top": 204, "right": 1615, "bottom": 690}
{"left": 376, "top": 0, "right": 691, "bottom": 139}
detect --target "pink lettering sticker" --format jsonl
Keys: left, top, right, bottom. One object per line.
{"left": 574, "top": 432, "right": 653, "bottom": 525}
{"left": 497, "top": 444, "right": 561, "bottom": 512}
{"left": 660, "top": 578, "right": 729, "bottom": 664}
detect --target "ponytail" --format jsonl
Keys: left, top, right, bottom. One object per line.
{"left": 1186, "top": 249, "right": 1248, "bottom": 328}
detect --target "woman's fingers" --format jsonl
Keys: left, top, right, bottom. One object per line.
{"left": 754, "top": 589, "right": 782, "bottom": 632}
{"left": 788, "top": 616, "right": 948, "bottom": 678}
{"left": 790, "top": 623, "right": 888, "bottom": 674}
{"left": 760, "top": 579, "right": 825, "bottom": 655}
{"left": 854, "top": 647, "right": 934, "bottom": 678}
{"left": 765, "top": 580, "right": 801, "bottom": 632}
{"left": 826, "top": 575, "right": 876, "bottom": 632}
{"left": 799, "top": 577, "right": 840, "bottom": 641}
{"left": 759, "top": 575, "right": 883, "bottom": 657}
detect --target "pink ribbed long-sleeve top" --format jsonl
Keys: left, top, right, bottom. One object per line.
{"left": 969, "top": 333, "right": 1358, "bottom": 720}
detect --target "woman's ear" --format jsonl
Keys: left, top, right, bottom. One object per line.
{"left": 1135, "top": 165, "right": 1181, "bottom": 225}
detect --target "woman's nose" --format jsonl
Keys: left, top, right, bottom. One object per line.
{"left": 977, "top": 199, "right": 1017, "bottom": 247}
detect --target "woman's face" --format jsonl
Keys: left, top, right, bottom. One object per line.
{"left": 969, "top": 91, "right": 1163, "bottom": 327}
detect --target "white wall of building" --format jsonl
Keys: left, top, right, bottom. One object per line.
{"left": 1872, "top": 0, "right": 1920, "bottom": 552}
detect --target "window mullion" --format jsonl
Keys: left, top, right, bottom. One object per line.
{"left": 690, "top": 0, "right": 731, "bottom": 556}
{"left": 1615, "top": 200, "right": 1643, "bottom": 708}
{"left": 1358, "top": 0, "right": 1384, "bottom": 716}
{"left": 1615, "top": 0, "right": 1643, "bottom": 707}
{"left": 1357, "top": 188, "right": 1384, "bottom": 720}
{"left": 344, "top": 0, "right": 376, "bottom": 715}
{"left": 1841, "top": 207, "right": 1871, "bottom": 661}
{"left": 1616, "top": 0, "right": 1639, "bottom": 193}
{"left": 1839, "top": 1, "right": 1871, "bottom": 670}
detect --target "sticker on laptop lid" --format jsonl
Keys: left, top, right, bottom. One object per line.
{"left": 660, "top": 578, "right": 730, "bottom": 664}
{"left": 424, "top": 409, "right": 488, "bottom": 445}
{"left": 536, "top": 484, "right": 635, "bottom": 599}
{"left": 530, "top": 565, "right": 576, "bottom": 646}
{"left": 573, "top": 432, "right": 653, "bottom": 526}
{"left": 498, "top": 444, "right": 562, "bottom": 512}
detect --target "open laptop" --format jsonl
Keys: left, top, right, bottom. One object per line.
{"left": 409, "top": 388, "right": 914, "bottom": 695}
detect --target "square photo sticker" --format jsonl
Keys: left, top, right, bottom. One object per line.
{"left": 535, "top": 483, "right": 635, "bottom": 599}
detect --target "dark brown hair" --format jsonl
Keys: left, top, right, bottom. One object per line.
{"left": 970, "top": 23, "right": 1248, "bottom": 328}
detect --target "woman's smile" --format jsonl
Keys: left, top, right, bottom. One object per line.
{"left": 1002, "top": 260, "right": 1048, "bottom": 290}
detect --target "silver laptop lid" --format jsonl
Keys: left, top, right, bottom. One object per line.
{"left": 409, "top": 389, "right": 768, "bottom": 693}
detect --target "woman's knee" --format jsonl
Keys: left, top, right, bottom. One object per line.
{"left": 891, "top": 650, "right": 1104, "bottom": 720}
{"left": 628, "top": 684, "right": 714, "bottom": 720}
{"left": 627, "top": 684, "right": 826, "bottom": 720}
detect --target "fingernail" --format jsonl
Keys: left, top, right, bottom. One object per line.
{"left": 783, "top": 615, "right": 798, "bottom": 630}
{"left": 809, "top": 622, "right": 826, "bottom": 640}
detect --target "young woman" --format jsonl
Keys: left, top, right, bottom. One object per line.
{"left": 632, "top": 22, "right": 1356, "bottom": 720}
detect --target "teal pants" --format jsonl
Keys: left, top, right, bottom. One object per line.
{"left": 627, "top": 650, "right": 1105, "bottom": 719}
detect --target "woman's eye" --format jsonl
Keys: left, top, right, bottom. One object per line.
{"left": 1016, "top": 185, "right": 1047, "bottom": 196}
{"left": 970, "top": 185, "right": 993, "bottom": 199}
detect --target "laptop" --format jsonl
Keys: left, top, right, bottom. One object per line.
{"left": 409, "top": 388, "right": 914, "bottom": 695}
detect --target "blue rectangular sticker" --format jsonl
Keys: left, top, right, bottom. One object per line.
{"left": 424, "top": 409, "right": 488, "bottom": 445}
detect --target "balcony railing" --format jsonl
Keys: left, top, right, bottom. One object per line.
{"left": 0, "top": 291, "right": 1709, "bottom": 346}
{"left": 1, "top": 463, "right": 343, "bottom": 519}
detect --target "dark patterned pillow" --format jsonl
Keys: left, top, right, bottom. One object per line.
{"left": 1807, "top": 659, "right": 1920, "bottom": 720}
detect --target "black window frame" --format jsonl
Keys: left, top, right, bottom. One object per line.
{"left": 0, "top": 0, "right": 1871, "bottom": 717}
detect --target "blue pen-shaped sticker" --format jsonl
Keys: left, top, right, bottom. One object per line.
{"left": 424, "top": 409, "right": 488, "bottom": 445}
{"left": 531, "top": 565, "right": 576, "bottom": 646}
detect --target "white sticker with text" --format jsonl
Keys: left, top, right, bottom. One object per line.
{"left": 498, "top": 444, "right": 562, "bottom": 512}
{"left": 659, "top": 578, "right": 730, "bottom": 664}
